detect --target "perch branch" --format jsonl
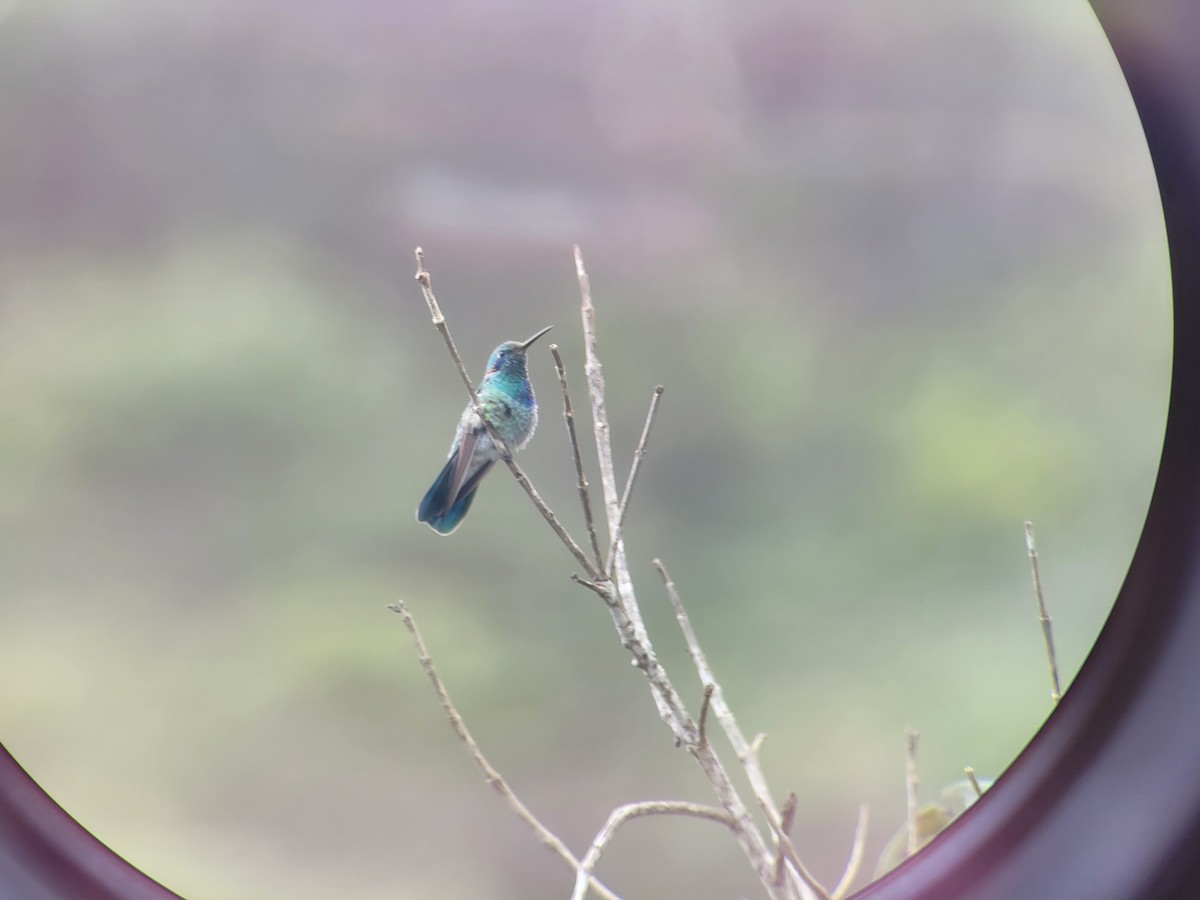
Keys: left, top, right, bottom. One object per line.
{"left": 1024, "top": 521, "right": 1062, "bottom": 705}
{"left": 414, "top": 248, "right": 600, "bottom": 582}
{"left": 389, "top": 600, "right": 620, "bottom": 900}
{"left": 570, "top": 801, "right": 736, "bottom": 900}
{"left": 551, "top": 344, "right": 604, "bottom": 569}
{"left": 831, "top": 804, "right": 870, "bottom": 900}
{"left": 905, "top": 727, "right": 920, "bottom": 857}
{"left": 604, "top": 385, "right": 665, "bottom": 576}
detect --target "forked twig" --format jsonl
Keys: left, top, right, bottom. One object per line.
{"left": 413, "top": 246, "right": 821, "bottom": 900}
{"left": 831, "top": 803, "right": 870, "bottom": 900}
{"left": 652, "top": 562, "right": 786, "bottom": 820}
{"left": 551, "top": 344, "right": 604, "bottom": 569}
{"left": 570, "top": 801, "right": 735, "bottom": 900}
{"left": 1024, "top": 521, "right": 1063, "bottom": 705}
{"left": 389, "top": 600, "right": 620, "bottom": 900}
{"left": 414, "top": 248, "right": 600, "bottom": 582}
{"left": 572, "top": 248, "right": 787, "bottom": 899}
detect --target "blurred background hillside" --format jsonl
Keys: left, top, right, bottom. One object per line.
{"left": 0, "top": 1, "right": 1169, "bottom": 897}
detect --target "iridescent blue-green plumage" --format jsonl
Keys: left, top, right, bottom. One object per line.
{"left": 417, "top": 326, "right": 551, "bottom": 534}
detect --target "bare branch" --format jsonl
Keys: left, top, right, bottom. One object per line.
{"left": 570, "top": 573, "right": 783, "bottom": 896}
{"left": 389, "top": 600, "right": 621, "bottom": 900}
{"left": 905, "top": 727, "right": 920, "bottom": 858}
{"left": 570, "top": 801, "right": 735, "bottom": 900}
{"left": 572, "top": 248, "right": 692, "bottom": 733}
{"left": 831, "top": 804, "right": 870, "bottom": 900}
{"left": 1024, "top": 521, "right": 1063, "bottom": 705}
{"left": 573, "top": 248, "right": 786, "bottom": 898}
{"left": 698, "top": 683, "right": 716, "bottom": 748}
{"left": 964, "top": 763, "right": 984, "bottom": 801}
{"left": 575, "top": 247, "right": 645, "bottom": 625}
{"left": 605, "top": 385, "right": 665, "bottom": 576}
{"left": 414, "top": 249, "right": 601, "bottom": 581}
{"left": 551, "top": 344, "right": 604, "bottom": 569}
{"left": 653, "top": 561, "right": 788, "bottom": 822}
{"left": 653, "top": 558, "right": 816, "bottom": 900}
{"left": 773, "top": 792, "right": 798, "bottom": 887}
{"left": 415, "top": 248, "right": 809, "bottom": 900}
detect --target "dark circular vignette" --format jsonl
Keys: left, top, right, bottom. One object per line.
{"left": 0, "top": 2, "right": 1196, "bottom": 899}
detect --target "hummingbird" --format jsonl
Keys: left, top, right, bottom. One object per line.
{"left": 417, "top": 326, "right": 553, "bottom": 535}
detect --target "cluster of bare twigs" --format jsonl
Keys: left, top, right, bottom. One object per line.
{"left": 885, "top": 521, "right": 1064, "bottom": 874}
{"left": 393, "top": 246, "right": 870, "bottom": 899}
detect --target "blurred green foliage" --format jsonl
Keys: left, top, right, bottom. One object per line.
{"left": 0, "top": 1, "right": 1169, "bottom": 898}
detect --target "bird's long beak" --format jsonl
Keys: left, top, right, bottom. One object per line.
{"left": 518, "top": 325, "right": 553, "bottom": 350}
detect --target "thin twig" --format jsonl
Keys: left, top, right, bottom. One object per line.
{"left": 764, "top": 816, "right": 833, "bottom": 900}
{"left": 571, "top": 573, "right": 613, "bottom": 601}
{"left": 965, "top": 766, "right": 983, "bottom": 799}
{"left": 414, "top": 248, "right": 601, "bottom": 582}
{"left": 570, "top": 801, "right": 735, "bottom": 900}
{"left": 389, "top": 600, "right": 621, "bottom": 900}
{"left": 698, "top": 683, "right": 716, "bottom": 748}
{"left": 905, "top": 727, "right": 920, "bottom": 858}
{"left": 414, "top": 247, "right": 472, "bottom": 391}
{"left": 604, "top": 385, "right": 665, "bottom": 576}
{"left": 1024, "top": 521, "right": 1063, "bottom": 705}
{"left": 831, "top": 804, "right": 870, "bottom": 900}
{"left": 551, "top": 344, "right": 604, "bottom": 569}
{"left": 773, "top": 793, "right": 798, "bottom": 887}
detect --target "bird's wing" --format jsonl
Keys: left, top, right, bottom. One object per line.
{"left": 447, "top": 419, "right": 484, "bottom": 505}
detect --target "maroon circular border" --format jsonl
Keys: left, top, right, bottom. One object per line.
{"left": 2, "top": 3, "right": 1198, "bottom": 897}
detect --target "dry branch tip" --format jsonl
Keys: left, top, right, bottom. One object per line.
{"left": 905, "top": 727, "right": 920, "bottom": 858}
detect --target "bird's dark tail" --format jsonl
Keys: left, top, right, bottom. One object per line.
{"left": 417, "top": 451, "right": 493, "bottom": 535}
